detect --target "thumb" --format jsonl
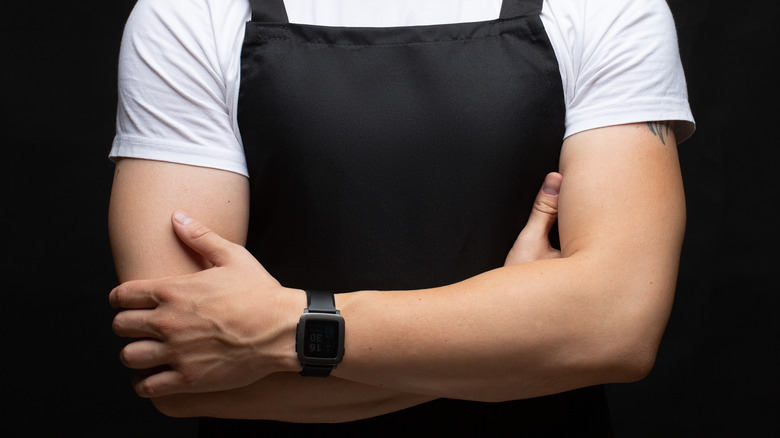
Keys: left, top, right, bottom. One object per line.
{"left": 521, "top": 172, "right": 562, "bottom": 238}
{"left": 504, "top": 172, "right": 562, "bottom": 266}
{"left": 172, "top": 211, "right": 233, "bottom": 267}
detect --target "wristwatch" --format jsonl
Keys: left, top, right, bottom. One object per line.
{"left": 296, "top": 290, "right": 345, "bottom": 377}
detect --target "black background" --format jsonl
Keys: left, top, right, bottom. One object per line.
{"left": 7, "top": 0, "right": 778, "bottom": 436}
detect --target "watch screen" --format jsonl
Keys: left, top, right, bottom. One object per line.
{"left": 303, "top": 319, "right": 340, "bottom": 358}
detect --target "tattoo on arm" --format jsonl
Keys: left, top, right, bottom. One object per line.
{"left": 646, "top": 121, "right": 672, "bottom": 145}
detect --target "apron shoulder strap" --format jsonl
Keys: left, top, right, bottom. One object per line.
{"left": 499, "top": 0, "right": 544, "bottom": 19}
{"left": 250, "top": 0, "right": 289, "bottom": 23}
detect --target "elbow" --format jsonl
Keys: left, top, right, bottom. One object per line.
{"left": 598, "top": 312, "right": 667, "bottom": 384}
{"left": 609, "top": 343, "right": 659, "bottom": 383}
{"left": 579, "top": 292, "right": 670, "bottom": 384}
{"left": 562, "top": 335, "right": 660, "bottom": 390}
{"left": 591, "top": 272, "right": 675, "bottom": 384}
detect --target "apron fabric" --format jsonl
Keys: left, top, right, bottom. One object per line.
{"left": 200, "top": 0, "right": 612, "bottom": 435}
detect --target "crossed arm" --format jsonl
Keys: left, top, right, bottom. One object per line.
{"left": 108, "top": 122, "right": 685, "bottom": 421}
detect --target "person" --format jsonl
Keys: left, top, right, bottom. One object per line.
{"left": 108, "top": 0, "right": 695, "bottom": 435}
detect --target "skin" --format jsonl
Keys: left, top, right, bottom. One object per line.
{"left": 109, "top": 121, "right": 685, "bottom": 421}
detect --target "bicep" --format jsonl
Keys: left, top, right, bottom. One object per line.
{"left": 557, "top": 122, "right": 685, "bottom": 322}
{"left": 559, "top": 122, "right": 685, "bottom": 255}
{"left": 108, "top": 158, "right": 250, "bottom": 282}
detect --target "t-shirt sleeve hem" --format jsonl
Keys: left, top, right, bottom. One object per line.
{"left": 108, "top": 136, "right": 249, "bottom": 178}
{"left": 564, "top": 98, "right": 696, "bottom": 145}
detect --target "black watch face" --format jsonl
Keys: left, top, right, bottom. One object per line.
{"left": 303, "top": 319, "right": 340, "bottom": 358}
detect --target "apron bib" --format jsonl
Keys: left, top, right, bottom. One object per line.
{"left": 200, "top": 0, "right": 612, "bottom": 435}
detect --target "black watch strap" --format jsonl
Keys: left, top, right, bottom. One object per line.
{"left": 306, "top": 289, "right": 338, "bottom": 314}
{"left": 300, "top": 364, "right": 336, "bottom": 377}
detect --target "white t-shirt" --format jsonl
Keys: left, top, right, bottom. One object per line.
{"left": 110, "top": 0, "right": 695, "bottom": 177}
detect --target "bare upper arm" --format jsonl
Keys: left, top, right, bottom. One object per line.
{"left": 108, "top": 158, "right": 250, "bottom": 282}
{"left": 557, "top": 122, "right": 686, "bottom": 342}
{"left": 559, "top": 122, "right": 685, "bottom": 257}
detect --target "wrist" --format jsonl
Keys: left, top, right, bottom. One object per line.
{"left": 275, "top": 287, "right": 308, "bottom": 373}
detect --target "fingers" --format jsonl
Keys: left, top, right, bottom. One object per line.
{"left": 109, "top": 282, "right": 160, "bottom": 309}
{"left": 117, "top": 326, "right": 182, "bottom": 398}
{"left": 132, "top": 368, "right": 183, "bottom": 398}
{"left": 172, "top": 210, "right": 234, "bottom": 267}
{"left": 120, "top": 339, "right": 168, "bottom": 370}
{"left": 112, "top": 308, "right": 160, "bottom": 338}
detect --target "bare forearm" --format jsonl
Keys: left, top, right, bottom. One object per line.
{"left": 154, "top": 372, "right": 434, "bottom": 422}
{"left": 331, "top": 251, "right": 677, "bottom": 402}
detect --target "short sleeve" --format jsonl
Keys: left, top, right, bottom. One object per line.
{"left": 109, "top": 0, "right": 248, "bottom": 176}
{"left": 543, "top": 0, "right": 695, "bottom": 143}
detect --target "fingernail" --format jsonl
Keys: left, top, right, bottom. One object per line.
{"left": 542, "top": 173, "right": 562, "bottom": 196}
{"left": 542, "top": 181, "right": 559, "bottom": 196}
{"left": 174, "top": 211, "right": 193, "bottom": 225}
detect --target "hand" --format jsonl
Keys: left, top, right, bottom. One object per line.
{"left": 505, "top": 172, "right": 563, "bottom": 266}
{"left": 110, "top": 211, "right": 304, "bottom": 398}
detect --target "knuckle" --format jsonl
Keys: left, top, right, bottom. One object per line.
{"left": 111, "top": 286, "right": 128, "bottom": 308}
{"left": 533, "top": 197, "right": 559, "bottom": 217}
{"left": 154, "top": 283, "right": 178, "bottom": 303}
{"left": 189, "top": 222, "right": 213, "bottom": 241}
{"left": 136, "top": 379, "right": 157, "bottom": 398}
{"left": 153, "top": 284, "right": 188, "bottom": 310}
{"left": 178, "top": 366, "right": 198, "bottom": 386}
{"left": 149, "top": 315, "right": 177, "bottom": 338}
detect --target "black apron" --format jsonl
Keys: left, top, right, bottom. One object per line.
{"left": 200, "top": 0, "right": 613, "bottom": 435}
